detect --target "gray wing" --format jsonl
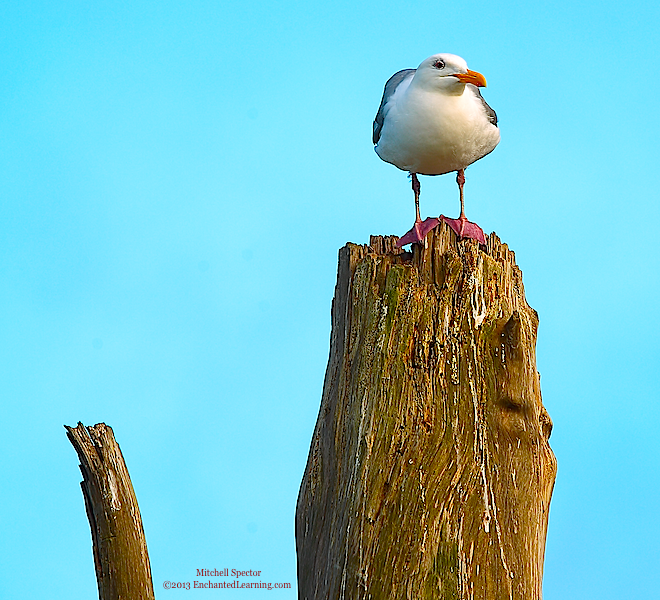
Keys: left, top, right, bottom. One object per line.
{"left": 373, "top": 68, "right": 416, "bottom": 145}
{"left": 472, "top": 86, "right": 498, "bottom": 126}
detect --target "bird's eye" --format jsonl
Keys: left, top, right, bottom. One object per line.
{"left": 433, "top": 59, "right": 445, "bottom": 69}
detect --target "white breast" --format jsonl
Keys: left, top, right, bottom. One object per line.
{"left": 375, "top": 82, "right": 500, "bottom": 176}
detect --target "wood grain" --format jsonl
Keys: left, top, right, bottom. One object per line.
{"left": 296, "top": 224, "right": 556, "bottom": 599}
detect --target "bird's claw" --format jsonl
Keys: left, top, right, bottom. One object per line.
{"left": 395, "top": 217, "right": 441, "bottom": 247}
{"left": 440, "top": 215, "right": 486, "bottom": 245}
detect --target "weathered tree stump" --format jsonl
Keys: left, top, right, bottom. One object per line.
{"left": 296, "top": 225, "right": 556, "bottom": 599}
{"left": 66, "top": 422, "right": 155, "bottom": 600}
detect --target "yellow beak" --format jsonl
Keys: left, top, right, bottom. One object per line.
{"left": 454, "top": 69, "right": 487, "bottom": 87}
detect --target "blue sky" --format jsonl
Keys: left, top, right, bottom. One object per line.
{"left": 1, "top": 0, "right": 659, "bottom": 597}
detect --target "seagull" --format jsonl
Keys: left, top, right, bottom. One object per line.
{"left": 373, "top": 53, "right": 499, "bottom": 246}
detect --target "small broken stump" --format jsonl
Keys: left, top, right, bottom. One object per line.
{"left": 66, "top": 422, "right": 155, "bottom": 600}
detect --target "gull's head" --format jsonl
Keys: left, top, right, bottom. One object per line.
{"left": 414, "top": 53, "right": 487, "bottom": 94}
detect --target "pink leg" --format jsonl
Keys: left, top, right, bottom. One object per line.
{"left": 412, "top": 173, "right": 421, "bottom": 222}
{"left": 457, "top": 169, "right": 466, "bottom": 220}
